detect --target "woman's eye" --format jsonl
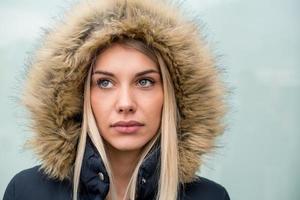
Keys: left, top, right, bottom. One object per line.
{"left": 138, "top": 79, "right": 154, "bottom": 87}
{"left": 96, "top": 79, "right": 113, "bottom": 88}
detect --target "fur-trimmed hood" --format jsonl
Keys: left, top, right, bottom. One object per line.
{"left": 22, "top": 0, "right": 227, "bottom": 183}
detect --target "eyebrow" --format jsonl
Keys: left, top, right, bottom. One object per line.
{"left": 92, "top": 69, "right": 160, "bottom": 77}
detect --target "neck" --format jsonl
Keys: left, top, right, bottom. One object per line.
{"left": 106, "top": 144, "right": 142, "bottom": 200}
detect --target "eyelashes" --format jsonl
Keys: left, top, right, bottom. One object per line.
{"left": 95, "top": 78, "right": 156, "bottom": 89}
{"left": 137, "top": 78, "right": 155, "bottom": 87}
{"left": 96, "top": 79, "right": 113, "bottom": 88}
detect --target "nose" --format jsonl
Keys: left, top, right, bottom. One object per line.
{"left": 116, "top": 86, "right": 136, "bottom": 114}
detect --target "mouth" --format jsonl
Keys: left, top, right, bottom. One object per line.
{"left": 111, "top": 120, "right": 144, "bottom": 133}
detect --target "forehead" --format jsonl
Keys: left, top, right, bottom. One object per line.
{"left": 93, "top": 43, "right": 159, "bottom": 72}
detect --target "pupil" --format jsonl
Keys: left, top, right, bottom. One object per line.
{"left": 98, "top": 80, "right": 109, "bottom": 87}
{"left": 102, "top": 81, "right": 109, "bottom": 87}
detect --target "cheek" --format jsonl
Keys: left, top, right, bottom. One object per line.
{"left": 91, "top": 91, "right": 110, "bottom": 124}
{"left": 140, "top": 91, "right": 163, "bottom": 122}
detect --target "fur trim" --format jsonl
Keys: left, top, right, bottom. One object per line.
{"left": 22, "top": 0, "right": 227, "bottom": 182}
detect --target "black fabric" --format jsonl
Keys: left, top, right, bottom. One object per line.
{"left": 3, "top": 166, "right": 72, "bottom": 200}
{"left": 80, "top": 138, "right": 110, "bottom": 200}
{"left": 3, "top": 139, "right": 230, "bottom": 200}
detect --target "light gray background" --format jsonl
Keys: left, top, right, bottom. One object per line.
{"left": 1, "top": 0, "right": 299, "bottom": 199}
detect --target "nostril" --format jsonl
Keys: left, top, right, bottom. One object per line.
{"left": 118, "top": 105, "right": 135, "bottom": 113}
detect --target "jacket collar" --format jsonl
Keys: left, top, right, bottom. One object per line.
{"left": 80, "top": 137, "right": 160, "bottom": 200}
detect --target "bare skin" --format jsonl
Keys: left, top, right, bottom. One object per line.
{"left": 106, "top": 143, "right": 141, "bottom": 200}
{"left": 91, "top": 43, "right": 163, "bottom": 200}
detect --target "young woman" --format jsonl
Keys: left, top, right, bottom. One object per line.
{"left": 4, "top": 0, "right": 230, "bottom": 200}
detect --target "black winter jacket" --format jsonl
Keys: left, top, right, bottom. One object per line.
{"left": 4, "top": 139, "right": 230, "bottom": 200}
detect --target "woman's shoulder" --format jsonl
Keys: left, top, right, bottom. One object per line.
{"left": 3, "top": 165, "right": 72, "bottom": 200}
{"left": 181, "top": 176, "right": 230, "bottom": 200}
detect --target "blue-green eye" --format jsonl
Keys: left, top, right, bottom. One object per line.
{"left": 138, "top": 79, "right": 154, "bottom": 87}
{"left": 96, "top": 79, "right": 113, "bottom": 88}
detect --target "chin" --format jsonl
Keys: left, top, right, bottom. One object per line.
{"left": 111, "top": 142, "right": 146, "bottom": 152}
{"left": 102, "top": 131, "right": 156, "bottom": 153}
{"left": 105, "top": 137, "right": 150, "bottom": 152}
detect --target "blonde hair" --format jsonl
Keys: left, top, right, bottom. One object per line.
{"left": 73, "top": 38, "right": 179, "bottom": 200}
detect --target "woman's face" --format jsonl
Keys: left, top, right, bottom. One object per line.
{"left": 91, "top": 43, "right": 163, "bottom": 153}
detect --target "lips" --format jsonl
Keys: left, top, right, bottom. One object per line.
{"left": 111, "top": 120, "right": 144, "bottom": 127}
{"left": 111, "top": 120, "right": 144, "bottom": 133}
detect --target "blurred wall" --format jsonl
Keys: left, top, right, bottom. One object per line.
{"left": 1, "top": 0, "right": 299, "bottom": 199}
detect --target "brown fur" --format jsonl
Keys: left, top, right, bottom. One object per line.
{"left": 22, "top": 0, "right": 228, "bottom": 183}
